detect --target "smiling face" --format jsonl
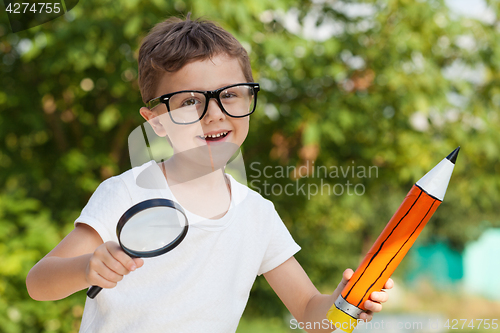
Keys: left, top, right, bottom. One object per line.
{"left": 140, "top": 53, "right": 251, "bottom": 157}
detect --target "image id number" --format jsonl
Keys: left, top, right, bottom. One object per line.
{"left": 445, "top": 319, "right": 499, "bottom": 330}
{"left": 6, "top": 2, "right": 61, "bottom": 14}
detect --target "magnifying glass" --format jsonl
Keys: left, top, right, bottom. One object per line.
{"left": 87, "top": 198, "right": 188, "bottom": 299}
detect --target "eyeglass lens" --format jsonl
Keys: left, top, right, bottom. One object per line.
{"left": 168, "top": 85, "right": 256, "bottom": 124}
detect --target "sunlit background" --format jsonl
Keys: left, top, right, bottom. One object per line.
{"left": 1, "top": 0, "right": 499, "bottom": 332}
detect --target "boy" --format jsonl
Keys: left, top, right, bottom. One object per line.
{"left": 26, "top": 15, "right": 392, "bottom": 332}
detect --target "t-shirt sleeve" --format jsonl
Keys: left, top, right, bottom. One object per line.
{"left": 257, "top": 208, "right": 301, "bottom": 276}
{"left": 74, "top": 176, "right": 133, "bottom": 243}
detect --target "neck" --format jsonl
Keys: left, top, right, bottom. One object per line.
{"left": 160, "top": 160, "right": 231, "bottom": 220}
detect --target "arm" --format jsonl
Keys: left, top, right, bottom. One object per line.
{"left": 264, "top": 257, "right": 392, "bottom": 333}
{"left": 26, "top": 223, "right": 143, "bottom": 301}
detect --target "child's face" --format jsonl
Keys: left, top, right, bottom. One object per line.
{"left": 140, "top": 53, "right": 250, "bottom": 156}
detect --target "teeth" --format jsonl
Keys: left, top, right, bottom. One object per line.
{"left": 201, "top": 132, "right": 228, "bottom": 139}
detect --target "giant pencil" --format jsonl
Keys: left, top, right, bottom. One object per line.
{"left": 327, "top": 147, "right": 460, "bottom": 333}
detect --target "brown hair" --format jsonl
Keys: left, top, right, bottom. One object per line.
{"left": 138, "top": 14, "right": 254, "bottom": 104}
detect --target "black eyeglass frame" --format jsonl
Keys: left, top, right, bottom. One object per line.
{"left": 145, "top": 82, "right": 260, "bottom": 125}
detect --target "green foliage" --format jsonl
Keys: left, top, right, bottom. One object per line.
{"left": 0, "top": 189, "right": 85, "bottom": 332}
{"left": 1, "top": 0, "right": 499, "bottom": 331}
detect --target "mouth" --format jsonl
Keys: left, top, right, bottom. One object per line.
{"left": 197, "top": 131, "right": 230, "bottom": 143}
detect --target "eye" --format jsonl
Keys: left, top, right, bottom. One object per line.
{"left": 220, "top": 91, "right": 237, "bottom": 99}
{"left": 181, "top": 98, "right": 201, "bottom": 107}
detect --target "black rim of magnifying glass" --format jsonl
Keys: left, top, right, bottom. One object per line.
{"left": 116, "top": 198, "right": 189, "bottom": 258}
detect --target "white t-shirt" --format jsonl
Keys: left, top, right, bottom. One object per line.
{"left": 75, "top": 161, "right": 300, "bottom": 333}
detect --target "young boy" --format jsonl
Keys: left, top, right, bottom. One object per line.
{"left": 26, "top": 15, "right": 392, "bottom": 332}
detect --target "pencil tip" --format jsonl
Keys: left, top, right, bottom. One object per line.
{"left": 446, "top": 146, "right": 460, "bottom": 164}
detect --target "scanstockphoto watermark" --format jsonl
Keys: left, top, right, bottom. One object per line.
{"left": 290, "top": 318, "right": 499, "bottom": 331}
{"left": 249, "top": 161, "right": 378, "bottom": 199}
{"left": 289, "top": 318, "right": 428, "bottom": 331}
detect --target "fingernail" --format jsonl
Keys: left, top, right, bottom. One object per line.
{"left": 130, "top": 264, "right": 136, "bottom": 271}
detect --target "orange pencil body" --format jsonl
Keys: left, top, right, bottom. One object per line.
{"left": 342, "top": 185, "right": 440, "bottom": 309}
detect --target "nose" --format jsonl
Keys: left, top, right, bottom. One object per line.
{"left": 203, "top": 98, "right": 226, "bottom": 124}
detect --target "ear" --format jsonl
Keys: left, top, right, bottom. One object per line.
{"left": 140, "top": 107, "right": 167, "bottom": 137}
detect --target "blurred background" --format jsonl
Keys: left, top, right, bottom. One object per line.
{"left": 1, "top": 0, "right": 499, "bottom": 332}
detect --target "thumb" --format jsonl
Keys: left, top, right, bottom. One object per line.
{"left": 333, "top": 268, "right": 354, "bottom": 297}
{"left": 133, "top": 258, "right": 145, "bottom": 269}
{"left": 336, "top": 268, "right": 354, "bottom": 290}
{"left": 340, "top": 268, "right": 354, "bottom": 287}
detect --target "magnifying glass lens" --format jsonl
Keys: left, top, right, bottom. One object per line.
{"left": 120, "top": 206, "right": 187, "bottom": 253}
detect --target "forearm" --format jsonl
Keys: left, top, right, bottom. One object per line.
{"left": 26, "top": 254, "right": 92, "bottom": 301}
{"left": 299, "top": 293, "right": 339, "bottom": 333}
{"left": 265, "top": 258, "right": 343, "bottom": 333}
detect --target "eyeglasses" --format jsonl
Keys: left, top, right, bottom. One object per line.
{"left": 145, "top": 83, "right": 260, "bottom": 125}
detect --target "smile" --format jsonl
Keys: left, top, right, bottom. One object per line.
{"left": 198, "top": 131, "right": 229, "bottom": 141}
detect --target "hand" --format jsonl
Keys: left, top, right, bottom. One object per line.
{"left": 362, "top": 274, "right": 393, "bottom": 322}
{"left": 334, "top": 269, "right": 394, "bottom": 322}
{"left": 85, "top": 241, "right": 144, "bottom": 289}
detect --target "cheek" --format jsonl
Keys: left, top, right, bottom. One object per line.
{"left": 161, "top": 116, "right": 203, "bottom": 145}
{"left": 238, "top": 119, "right": 250, "bottom": 135}
{"left": 157, "top": 114, "right": 178, "bottom": 139}
{"left": 232, "top": 119, "right": 249, "bottom": 145}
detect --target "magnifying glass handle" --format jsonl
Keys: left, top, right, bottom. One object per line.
{"left": 87, "top": 285, "right": 102, "bottom": 299}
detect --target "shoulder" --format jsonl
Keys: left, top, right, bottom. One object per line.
{"left": 90, "top": 160, "right": 161, "bottom": 203}
{"left": 109, "top": 160, "right": 165, "bottom": 193}
{"left": 92, "top": 174, "right": 130, "bottom": 199}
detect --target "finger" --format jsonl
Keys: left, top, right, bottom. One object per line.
{"left": 359, "top": 311, "right": 373, "bottom": 322}
{"left": 87, "top": 252, "right": 123, "bottom": 280}
{"left": 338, "top": 268, "right": 354, "bottom": 288}
{"left": 89, "top": 272, "right": 118, "bottom": 289}
{"left": 94, "top": 245, "right": 132, "bottom": 277}
{"left": 133, "top": 258, "right": 144, "bottom": 269}
{"left": 88, "top": 260, "right": 123, "bottom": 288}
{"left": 369, "top": 290, "right": 389, "bottom": 303}
{"left": 383, "top": 278, "right": 394, "bottom": 290}
{"left": 105, "top": 242, "right": 137, "bottom": 272}
{"left": 99, "top": 250, "right": 132, "bottom": 276}
{"left": 364, "top": 299, "right": 383, "bottom": 313}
